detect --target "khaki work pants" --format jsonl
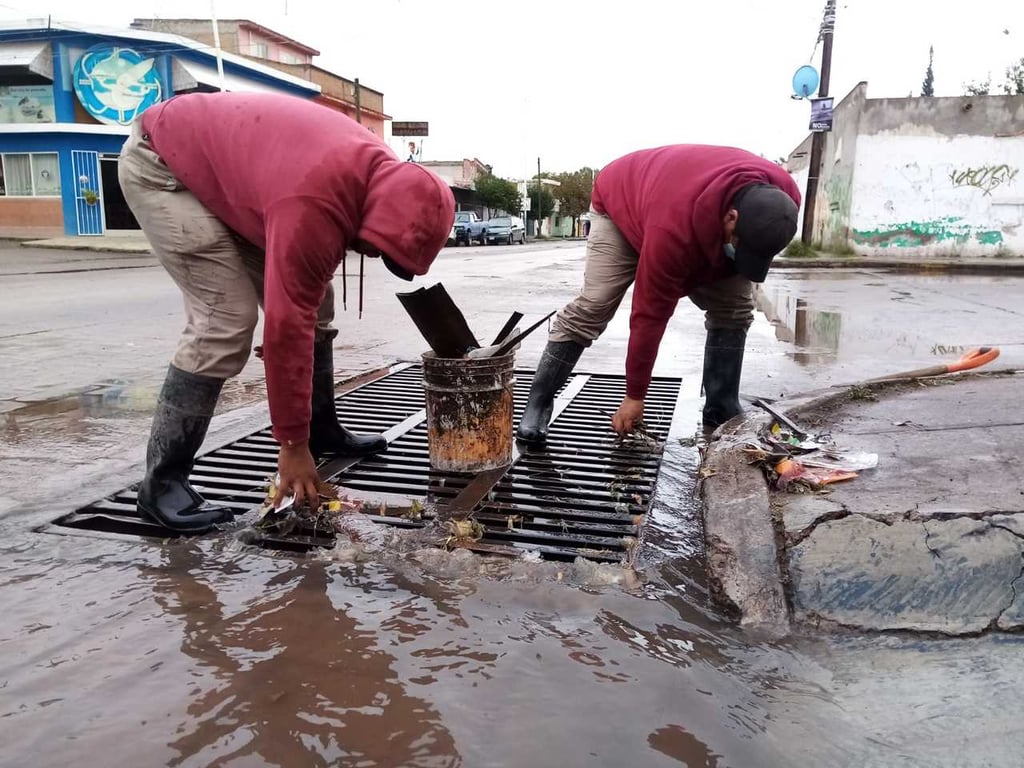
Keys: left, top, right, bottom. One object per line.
{"left": 118, "top": 118, "right": 336, "bottom": 379}
{"left": 550, "top": 210, "right": 755, "bottom": 346}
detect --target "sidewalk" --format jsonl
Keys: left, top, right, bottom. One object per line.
{"left": 12, "top": 231, "right": 153, "bottom": 254}
{"left": 701, "top": 369, "right": 1024, "bottom": 636}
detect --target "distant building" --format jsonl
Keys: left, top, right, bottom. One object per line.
{"left": 786, "top": 81, "right": 1024, "bottom": 257}
{"left": 0, "top": 19, "right": 319, "bottom": 236}
{"left": 130, "top": 19, "right": 391, "bottom": 136}
{"left": 418, "top": 159, "right": 491, "bottom": 190}
{"left": 418, "top": 158, "right": 491, "bottom": 213}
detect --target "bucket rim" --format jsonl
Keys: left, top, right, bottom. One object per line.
{"left": 421, "top": 350, "right": 516, "bottom": 364}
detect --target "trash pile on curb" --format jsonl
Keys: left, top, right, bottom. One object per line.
{"left": 741, "top": 421, "right": 878, "bottom": 492}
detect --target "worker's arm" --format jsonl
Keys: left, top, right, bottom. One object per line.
{"left": 612, "top": 226, "right": 692, "bottom": 434}
{"left": 262, "top": 197, "right": 344, "bottom": 508}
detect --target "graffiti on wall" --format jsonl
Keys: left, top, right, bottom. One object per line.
{"left": 852, "top": 216, "right": 1003, "bottom": 248}
{"left": 949, "top": 164, "right": 1019, "bottom": 196}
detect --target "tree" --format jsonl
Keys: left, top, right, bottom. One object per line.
{"left": 1002, "top": 58, "right": 1024, "bottom": 95}
{"left": 963, "top": 77, "right": 991, "bottom": 96}
{"left": 526, "top": 183, "right": 556, "bottom": 221}
{"left": 962, "top": 57, "right": 1024, "bottom": 96}
{"left": 548, "top": 167, "right": 596, "bottom": 221}
{"left": 474, "top": 173, "right": 522, "bottom": 215}
{"left": 921, "top": 45, "right": 935, "bottom": 96}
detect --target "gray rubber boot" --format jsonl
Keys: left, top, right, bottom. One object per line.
{"left": 308, "top": 339, "right": 387, "bottom": 459}
{"left": 701, "top": 327, "right": 747, "bottom": 431}
{"left": 137, "top": 365, "right": 232, "bottom": 534}
{"left": 516, "top": 340, "right": 585, "bottom": 447}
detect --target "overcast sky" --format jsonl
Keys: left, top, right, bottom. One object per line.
{"left": 3, "top": 0, "right": 1023, "bottom": 179}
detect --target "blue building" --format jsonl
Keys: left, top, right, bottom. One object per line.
{"left": 0, "top": 19, "right": 320, "bottom": 236}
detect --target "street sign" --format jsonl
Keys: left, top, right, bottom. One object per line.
{"left": 392, "top": 121, "right": 429, "bottom": 137}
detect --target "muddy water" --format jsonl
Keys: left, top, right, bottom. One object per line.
{"left": 2, "top": 268, "right": 1023, "bottom": 766}
{"left": 0, "top": 448, "right": 843, "bottom": 765}
{"left": 0, "top": 440, "right": 862, "bottom": 768}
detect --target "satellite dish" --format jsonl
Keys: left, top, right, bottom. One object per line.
{"left": 792, "top": 65, "right": 820, "bottom": 99}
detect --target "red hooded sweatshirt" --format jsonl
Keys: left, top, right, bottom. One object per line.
{"left": 590, "top": 145, "right": 801, "bottom": 400}
{"left": 142, "top": 92, "right": 454, "bottom": 445}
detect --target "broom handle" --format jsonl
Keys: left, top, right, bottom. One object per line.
{"left": 864, "top": 347, "right": 1000, "bottom": 383}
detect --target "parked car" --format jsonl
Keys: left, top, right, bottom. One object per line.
{"left": 453, "top": 211, "right": 487, "bottom": 245}
{"left": 446, "top": 223, "right": 457, "bottom": 247}
{"left": 484, "top": 216, "right": 526, "bottom": 245}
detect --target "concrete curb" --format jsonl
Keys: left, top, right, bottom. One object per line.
{"left": 22, "top": 240, "right": 153, "bottom": 254}
{"left": 700, "top": 417, "right": 791, "bottom": 636}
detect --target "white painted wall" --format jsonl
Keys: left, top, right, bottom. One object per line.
{"left": 789, "top": 166, "right": 809, "bottom": 238}
{"left": 849, "top": 134, "right": 1024, "bottom": 256}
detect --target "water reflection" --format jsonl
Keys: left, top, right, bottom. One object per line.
{"left": 648, "top": 723, "right": 722, "bottom": 766}
{"left": 144, "top": 545, "right": 461, "bottom": 767}
{"left": 2, "top": 377, "right": 268, "bottom": 446}
{"left": 756, "top": 291, "right": 842, "bottom": 365}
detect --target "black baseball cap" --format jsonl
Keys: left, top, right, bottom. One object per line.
{"left": 731, "top": 184, "right": 799, "bottom": 282}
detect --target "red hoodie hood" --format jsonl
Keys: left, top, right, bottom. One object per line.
{"left": 688, "top": 150, "right": 801, "bottom": 262}
{"left": 357, "top": 161, "right": 455, "bottom": 276}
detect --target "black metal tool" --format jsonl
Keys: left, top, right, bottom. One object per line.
{"left": 490, "top": 312, "right": 524, "bottom": 346}
{"left": 466, "top": 311, "right": 556, "bottom": 359}
{"left": 491, "top": 310, "right": 556, "bottom": 357}
{"left": 396, "top": 283, "right": 479, "bottom": 358}
{"left": 741, "top": 394, "right": 810, "bottom": 438}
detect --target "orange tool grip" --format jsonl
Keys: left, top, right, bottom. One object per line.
{"left": 947, "top": 347, "right": 1000, "bottom": 373}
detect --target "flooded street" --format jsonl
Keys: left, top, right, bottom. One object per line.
{"left": 2, "top": 243, "right": 1024, "bottom": 766}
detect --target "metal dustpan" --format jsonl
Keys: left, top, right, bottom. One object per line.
{"left": 396, "top": 283, "right": 479, "bottom": 358}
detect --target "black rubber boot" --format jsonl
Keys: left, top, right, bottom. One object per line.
{"left": 308, "top": 339, "right": 387, "bottom": 459}
{"left": 516, "top": 340, "right": 585, "bottom": 447}
{"left": 137, "top": 365, "right": 233, "bottom": 534}
{"left": 701, "top": 327, "right": 747, "bottom": 432}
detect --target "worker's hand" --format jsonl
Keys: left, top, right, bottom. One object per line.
{"left": 611, "top": 397, "right": 645, "bottom": 435}
{"left": 277, "top": 441, "right": 320, "bottom": 510}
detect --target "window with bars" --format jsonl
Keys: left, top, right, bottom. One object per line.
{"left": 0, "top": 153, "right": 60, "bottom": 197}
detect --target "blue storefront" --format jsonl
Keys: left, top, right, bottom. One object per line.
{"left": 0, "top": 21, "right": 320, "bottom": 235}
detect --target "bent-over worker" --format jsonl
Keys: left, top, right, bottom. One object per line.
{"left": 515, "top": 144, "right": 800, "bottom": 445}
{"left": 120, "top": 91, "right": 454, "bottom": 533}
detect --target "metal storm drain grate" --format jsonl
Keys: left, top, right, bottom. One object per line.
{"left": 41, "top": 364, "right": 683, "bottom": 563}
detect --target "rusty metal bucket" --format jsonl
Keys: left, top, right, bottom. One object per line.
{"left": 422, "top": 352, "right": 515, "bottom": 472}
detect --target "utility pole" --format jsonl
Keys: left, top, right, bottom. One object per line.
{"left": 801, "top": 0, "right": 836, "bottom": 245}
{"left": 354, "top": 77, "right": 362, "bottom": 124}
{"left": 210, "top": 0, "right": 226, "bottom": 92}
{"left": 536, "top": 156, "right": 541, "bottom": 237}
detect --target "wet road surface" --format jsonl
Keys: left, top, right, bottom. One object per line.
{"left": 2, "top": 242, "right": 1024, "bottom": 766}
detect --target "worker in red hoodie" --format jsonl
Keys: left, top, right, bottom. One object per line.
{"left": 516, "top": 145, "right": 800, "bottom": 446}
{"left": 119, "top": 92, "right": 454, "bottom": 533}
